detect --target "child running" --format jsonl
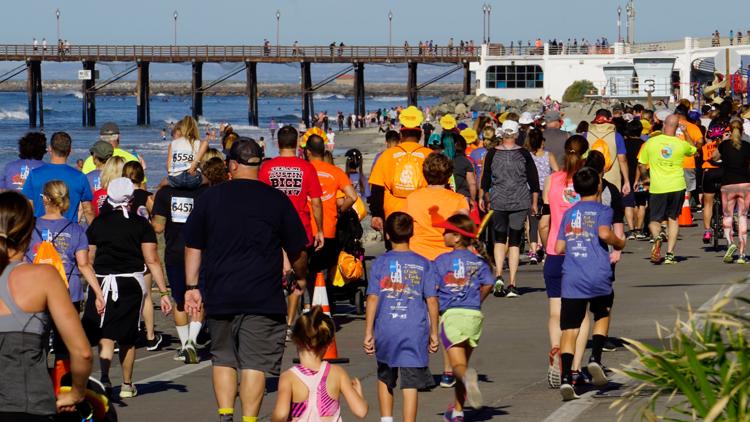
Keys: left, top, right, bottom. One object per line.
{"left": 433, "top": 214, "right": 495, "bottom": 421}
{"left": 364, "top": 212, "right": 440, "bottom": 422}
{"left": 272, "top": 306, "right": 368, "bottom": 422}
{"left": 554, "top": 167, "right": 626, "bottom": 401}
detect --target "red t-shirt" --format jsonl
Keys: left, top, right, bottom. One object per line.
{"left": 259, "top": 156, "right": 322, "bottom": 246}
{"left": 93, "top": 188, "right": 107, "bottom": 217}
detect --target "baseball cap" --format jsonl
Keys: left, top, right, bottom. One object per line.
{"left": 89, "top": 141, "right": 114, "bottom": 161}
{"left": 227, "top": 137, "right": 263, "bottom": 166}
{"left": 107, "top": 177, "right": 134, "bottom": 211}
{"left": 457, "top": 122, "right": 469, "bottom": 131}
{"left": 497, "top": 120, "right": 519, "bottom": 137}
{"left": 440, "top": 114, "right": 457, "bottom": 130}
{"left": 99, "top": 122, "right": 120, "bottom": 136}
{"left": 544, "top": 110, "right": 561, "bottom": 122}
{"left": 654, "top": 109, "right": 671, "bottom": 122}
{"left": 399, "top": 106, "right": 424, "bottom": 129}
{"left": 518, "top": 112, "right": 534, "bottom": 125}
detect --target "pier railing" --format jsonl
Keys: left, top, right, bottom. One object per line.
{"left": 0, "top": 44, "right": 479, "bottom": 63}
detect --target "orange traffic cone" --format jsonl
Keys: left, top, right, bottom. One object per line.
{"left": 51, "top": 359, "right": 70, "bottom": 396}
{"left": 678, "top": 192, "right": 693, "bottom": 227}
{"left": 298, "top": 273, "right": 349, "bottom": 364}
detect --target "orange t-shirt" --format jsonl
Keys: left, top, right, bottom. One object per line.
{"left": 309, "top": 160, "right": 353, "bottom": 238}
{"left": 405, "top": 187, "right": 470, "bottom": 260}
{"left": 701, "top": 141, "right": 719, "bottom": 169}
{"left": 368, "top": 141, "right": 432, "bottom": 217}
{"left": 678, "top": 119, "right": 702, "bottom": 169}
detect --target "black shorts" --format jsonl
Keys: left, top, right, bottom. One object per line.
{"left": 308, "top": 238, "right": 341, "bottom": 274}
{"left": 492, "top": 209, "right": 527, "bottom": 246}
{"left": 623, "top": 191, "right": 648, "bottom": 208}
{"left": 649, "top": 190, "right": 685, "bottom": 222}
{"left": 166, "top": 264, "right": 186, "bottom": 308}
{"left": 377, "top": 362, "right": 435, "bottom": 390}
{"left": 702, "top": 169, "right": 724, "bottom": 194}
{"left": 207, "top": 314, "right": 286, "bottom": 375}
{"left": 560, "top": 293, "right": 615, "bottom": 330}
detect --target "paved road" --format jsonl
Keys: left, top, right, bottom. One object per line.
{"left": 103, "top": 224, "right": 748, "bottom": 421}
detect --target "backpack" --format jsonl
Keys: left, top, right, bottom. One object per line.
{"left": 33, "top": 222, "right": 73, "bottom": 288}
{"left": 390, "top": 145, "right": 425, "bottom": 198}
{"left": 589, "top": 138, "right": 614, "bottom": 172}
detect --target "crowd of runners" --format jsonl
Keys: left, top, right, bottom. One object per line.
{"left": 0, "top": 91, "right": 749, "bottom": 422}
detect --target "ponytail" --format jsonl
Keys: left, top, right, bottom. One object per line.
{"left": 563, "top": 135, "right": 589, "bottom": 179}
{"left": 0, "top": 192, "right": 35, "bottom": 274}
{"left": 730, "top": 120, "right": 743, "bottom": 150}
{"left": 291, "top": 305, "right": 335, "bottom": 355}
{"left": 470, "top": 237, "right": 495, "bottom": 273}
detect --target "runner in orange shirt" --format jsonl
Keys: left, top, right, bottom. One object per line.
{"left": 674, "top": 105, "right": 704, "bottom": 204}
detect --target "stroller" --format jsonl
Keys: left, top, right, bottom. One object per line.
{"left": 329, "top": 208, "right": 368, "bottom": 315}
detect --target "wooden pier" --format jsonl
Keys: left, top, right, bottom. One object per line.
{"left": 0, "top": 44, "right": 479, "bottom": 128}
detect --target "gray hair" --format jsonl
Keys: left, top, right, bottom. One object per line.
{"left": 99, "top": 134, "right": 119, "bottom": 145}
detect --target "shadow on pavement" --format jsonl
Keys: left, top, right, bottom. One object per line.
{"left": 436, "top": 405, "right": 510, "bottom": 420}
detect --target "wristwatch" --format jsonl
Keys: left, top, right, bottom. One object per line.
{"left": 185, "top": 285, "right": 199, "bottom": 291}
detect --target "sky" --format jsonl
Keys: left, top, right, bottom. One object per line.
{"left": 1, "top": 0, "right": 749, "bottom": 46}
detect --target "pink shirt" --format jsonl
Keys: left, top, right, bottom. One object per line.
{"left": 546, "top": 171, "right": 580, "bottom": 256}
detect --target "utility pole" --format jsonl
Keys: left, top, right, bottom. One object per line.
{"left": 626, "top": 0, "right": 635, "bottom": 44}
{"left": 56, "top": 9, "right": 60, "bottom": 42}
{"left": 173, "top": 10, "right": 178, "bottom": 46}
{"left": 276, "top": 10, "right": 280, "bottom": 55}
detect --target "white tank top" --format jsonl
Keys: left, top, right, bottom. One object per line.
{"left": 169, "top": 137, "right": 201, "bottom": 176}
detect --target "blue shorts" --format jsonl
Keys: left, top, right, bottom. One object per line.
{"left": 166, "top": 264, "right": 186, "bottom": 308}
{"left": 168, "top": 171, "right": 202, "bottom": 190}
{"left": 543, "top": 254, "right": 564, "bottom": 298}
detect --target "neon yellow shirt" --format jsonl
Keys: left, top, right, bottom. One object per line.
{"left": 638, "top": 134, "right": 696, "bottom": 194}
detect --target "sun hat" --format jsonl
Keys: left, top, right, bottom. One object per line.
{"left": 107, "top": 177, "right": 134, "bottom": 218}
{"left": 440, "top": 114, "right": 457, "bottom": 130}
{"left": 654, "top": 109, "right": 671, "bottom": 122}
{"left": 518, "top": 112, "right": 534, "bottom": 125}
{"left": 497, "top": 111, "right": 510, "bottom": 124}
{"left": 90, "top": 141, "right": 114, "bottom": 161}
{"left": 460, "top": 128, "right": 479, "bottom": 144}
{"left": 497, "top": 120, "right": 519, "bottom": 138}
{"left": 399, "top": 106, "right": 424, "bottom": 129}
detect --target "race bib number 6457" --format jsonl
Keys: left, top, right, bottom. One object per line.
{"left": 171, "top": 197, "right": 194, "bottom": 223}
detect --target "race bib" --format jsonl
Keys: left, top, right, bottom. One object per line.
{"left": 170, "top": 197, "right": 194, "bottom": 223}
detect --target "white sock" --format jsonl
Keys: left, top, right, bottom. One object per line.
{"left": 380, "top": 418, "right": 394, "bottom": 422}
{"left": 188, "top": 321, "right": 202, "bottom": 344}
{"left": 175, "top": 325, "right": 189, "bottom": 349}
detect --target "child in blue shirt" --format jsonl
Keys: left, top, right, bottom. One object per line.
{"left": 555, "top": 167, "right": 626, "bottom": 401}
{"left": 434, "top": 214, "right": 495, "bottom": 421}
{"left": 364, "top": 212, "right": 439, "bottom": 422}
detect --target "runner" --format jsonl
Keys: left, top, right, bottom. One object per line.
{"left": 22, "top": 132, "right": 95, "bottom": 224}
{"left": 638, "top": 115, "right": 697, "bottom": 264}
{"left": 584, "top": 109, "right": 631, "bottom": 195}
{"left": 452, "top": 136, "right": 477, "bottom": 203}
{"left": 1, "top": 132, "right": 46, "bottom": 192}
{"left": 674, "top": 105, "right": 704, "bottom": 205}
{"left": 369, "top": 106, "right": 432, "bottom": 245}
{"left": 344, "top": 148, "right": 370, "bottom": 199}
{"left": 184, "top": 139, "right": 309, "bottom": 422}
{"left": 479, "top": 120, "right": 540, "bottom": 298}
{"left": 85, "top": 140, "right": 114, "bottom": 194}
{"left": 81, "top": 122, "right": 142, "bottom": 175}
{"left": 82, "top": 177, "right": 172, "bottom": 399}
{"left": 152, "top": 167, "right": 208, "bottom": 364}
{"left": 524, "top": 128, "right": 559, "bottom": 264}
{"left": 622, "top": 120, "right": 648, "bottom": 239}
{"left": 0, "top": 191, "right": 93, "bottom": 420}
{"left": 700, "top": 124, "right": 727, "bottom": 245}
{"left": 714, "top": 120, "right": 750, "bottom": 263}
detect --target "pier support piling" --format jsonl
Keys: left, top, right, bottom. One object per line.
{"left": 82, "top": 61, "right": 96, "bottom": 127}
{"left": 407, "top": 62, "right": 418, "bottom": 106}
{"left": 246, "top": 62, "right": 259, "bottom": 127}
{"left": 136, "top": 61, "right": 150, "bottom": 126}
{"left": 353, "top": 63, "right": 366, "bottom": 123}
{"left": 463, "top": 61, "right": 471, "bottom": 96}
{"left": 301, "top": 62, "right": 313, "bottom": 128}
{"left": 191, "top": 62, "right": 203, "bottom": 120}
{"left": 26, "top": 60, "right": 43, "bottom": 128}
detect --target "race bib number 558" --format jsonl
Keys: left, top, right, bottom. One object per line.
{"left": 171, "top": 197, "right": 194, "bottom": 223}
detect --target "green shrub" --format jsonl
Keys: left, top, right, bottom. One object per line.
{"left": 613, "top": 285, "right": 750, "bottom": 421}
{"left": 562, "top": 80, "right": 596, "bottom": 103}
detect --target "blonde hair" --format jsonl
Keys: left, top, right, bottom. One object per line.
{"left": 291, "top": 306, "right": 334, "bottom": 355}
{"left": 176, "top": 115, "right": 201, "bottom": 148}
{"left": 100, "top": 156, "right": 126, "bottom": 191}
{"left": 730, "top": 119, "right": 743, "bottom": 150}
{"left": 201, "top": 147, "right": 224, "bottom": 164}
{"left": 42, "top": 180, "right": 70, "bottom": 213}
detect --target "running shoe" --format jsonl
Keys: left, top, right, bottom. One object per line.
{"left": 195, "top": 326, "right": 212, "bottom": 348}
{"left": 703, "top": 229, "right": 713, "bottom": 245}
{"left": 440, "top": 372, "right": 456, "bottom": 388}
{"left": 664, "top": 252, "right": 676, "bottom": 265}
{"left": 736, "top": 256, "right": 747, "bottom": 264}
{"left": 560, "top": 381, "right": 579, "bottom": 401}
{"left": 650, "top": 238, "right": 662, "bottom": 264}
{"left": 146, "top": 333, "right": 163, "bottom": 351}
{"left": 119, "top": 383, "right": 138, "bottom": 399}
{"left": 627, "top": 231, "right": 636, "bottom": 240}
{"left": 184, "top": 340, "right": 199, "bottom": 364}
{"left": 529, "top": 251, "right": 539, "bottom": 265}
{"left": 505, "top": 285, "right": 520, "bottom": 298}
{"left": 571, "top": 370, "right": 590, "bottom": 387}
{"left": 602, "top": 338, "right": 618, "bottom": 352}
{"left": 443, "top": 404, "right": 464, "bottom": 422}
{"left": 173, "top": 348, "right": 186, "bottom": 361}
{"left": 724, "top": 244, "right": 738, "bottom": 264}
{"left": 636, "top": 232, "right": 649, "bottom": 241}
{"left": 547, "top": 347, "right": 562, "bottom": 389}
{"left": 464, "top": 367, "right": 483, "bottom": 409}
{"left": 492, "top": 276, "right": 506, "bottom": 297}
{"left": 587, "top": 361, "right": 609, "bottom": 387}
{"left": 219, "top": 415, "right": 234, "bottom": 422}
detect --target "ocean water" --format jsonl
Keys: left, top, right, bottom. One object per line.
{"left": 0, "top": 91, "right": 438, "bottom": 188}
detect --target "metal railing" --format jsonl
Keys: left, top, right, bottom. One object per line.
{"left": 486, "top": 43, "right": 614, "bottom": 57}
{"left": 0, "top": 44, "right": 480, "bottom": 62}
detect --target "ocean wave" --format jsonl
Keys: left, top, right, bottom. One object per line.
{"left": 155, "top": 93, "right": 167, "bottom": 97}
{"left": 371, "top": 96, "right": 407, "bottom": 102}
{"left": 0, "top": 109, "right": 29, "bottom": 120}
{"left": 312, "top": 94, "right": 347, "bottom": 100}
{"left": 271, "top": 113, "right": 302, "bottom": 121}
{"left": 63, "top": 91, "right": 83, "bottom": 99}
{"left": 135, "top": 142, "right": 171, "bottom": 151}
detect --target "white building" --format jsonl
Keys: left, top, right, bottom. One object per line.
{"left": 471, "top": 37, "right": 750, "bottom": 102}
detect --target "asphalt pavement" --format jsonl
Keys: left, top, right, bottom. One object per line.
{"left": 104, "top": 223, "right": 749, "bottom": 421}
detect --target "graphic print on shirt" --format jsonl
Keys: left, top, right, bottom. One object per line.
{"left": 30, "top": 229, "right": 72, "bottom": 268}
{"left": 562, "top": 180, "right": 581, "bottom": 205}
{"left": 563, "top": 209, "right": 598, "bottom": 259}
{"left": 660, "top": 145, "right": 673, "bottom": 159}
{"left": 379, "top": 259, "right": 424, "bottom": 319}
{"left": 442, "top": 257, "right": 482, "bottom": 301}
{"left": 11, "top": 163, "right": 32, "bottom": 189}
{"left": 267, "top": 166, "right": 304, "bottom": 196}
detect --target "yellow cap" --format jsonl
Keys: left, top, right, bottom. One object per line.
{"left": 440, "top": 114, "right": 457, "bottom": 130}
{"left": 399, "top": 106, "right": 424, "bottom": 129}
{"left": 460, "top": 128, "right": 478, "bottom": 144}
{"left": 640, "top": 120, "right": 652, "bottom": 135}
{"left": 301, "top": 127, "right": 327, "bottom": 148}
{"left": 498, "top": 111, "right": 510, "bottom": 124}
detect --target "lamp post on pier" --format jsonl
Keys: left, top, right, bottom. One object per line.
{"left": 55, "top": 9, "right": 60, "bottom": 42}
{"left": 617, "top": 5, "right": 622, "bottom": 43}
{"left": 173, "top": 10, "right": 178, "bottom": 46}
{"left": 388, "top": 10, "right": 393, "bottom": 56}
{"left": 276, "top": 10, "right": 280, "bottom": 56}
